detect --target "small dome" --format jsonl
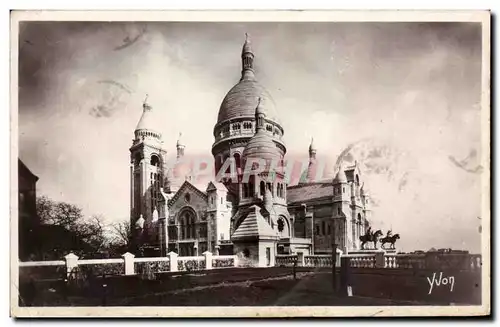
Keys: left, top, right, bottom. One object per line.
{"left": 242, "top": 131, "right": 281, "bottom": 166}
{"left": 135, "top": 101, "right": 161, "bottom": 137}
{"left": 333, "top": 168, "right": 347, "bottom": 184}
{"left": 135, "top": 215, "right": 145, "bottom": 229}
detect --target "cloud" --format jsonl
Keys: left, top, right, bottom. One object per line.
{"left": 18, "top": 22, "right": 483, "bottom": 251}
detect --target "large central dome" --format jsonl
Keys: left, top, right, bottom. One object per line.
{"left": 212, "top": 34, "right": 286, "bottom": 185}
{"left": 217, "top": 79, "right": 278, "bottom": 124}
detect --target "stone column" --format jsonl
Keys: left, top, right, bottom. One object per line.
{"left": 203, "top": 251, "right": 213, "bottom": 270}
{"left": 130, "top": 164, "right": 134, "bottom": 219}
{"left": 64, "top": 252, "right": 79, "bottom": 280}
{"left": 122, "top": 252, "right": 135, "bottom": 275}
{"left": 168, "top": 251, "right": 178, "bottom": 272}
{"left": 374, "top": 251, "right": 385, "bottom": 268}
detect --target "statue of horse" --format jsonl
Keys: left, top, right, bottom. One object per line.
{"left": 380, "top": 234, "right": 400, "bottom": 249}
{"left": 359, "top": 229, "right": 383, "bottom": 250}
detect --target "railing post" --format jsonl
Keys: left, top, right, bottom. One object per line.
{"left": 340, "top": 256, "right": 352, "bottom": 296}
{"left": 375, "top": 252, "right": 385, "bottom": 268}
{"left": 64, "top": 252, "right": 79, "bottom": 280}
{"left": 203, "top": 251, "right": 213, "bottom": 270}
{"left": 168, "top": 251, "right": 178, "bottom": 272}
{"left": 122, "top": 252, "right": 135, "bottom": 275}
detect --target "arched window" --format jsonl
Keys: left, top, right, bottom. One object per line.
{"left": 249, "top": 175, "right": 255, "bottom": 198}
{"left": 356, "top": 174, "right": 360, "bottom": 185}
{"left": 322, "top": 221, "right": 326, "bottom": 235}
{"left": 277, "top": 218, "right": 285, "bottom": 232}
{"left": 150, "top": 154, "right": 160, "bottom": 167}
{"left": 134, "top": 153, "right": 142, "bottom": 165}
{"left": 234, "top": 153, "right": 241, "bottom": 170}
{"left": 260, "top": 181, "right": 265, "bottom": 197}
{"left": 179, "top": 210, "right": 197, "bottom": 240}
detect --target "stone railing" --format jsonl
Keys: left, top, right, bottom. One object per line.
{"left": 275, "top": 254, "right": 298, "bottom": 267}
{"left": 212, "top": 255, "right": 236, "bottom": 269}
{"left": 19, "top": 251, "right": 238, "bottom": 280}
{"left": 18, "top": 260, "right": 66, "bottom": 281}
{"left": 384, "top": 254, "right": 398, "bottom": 268}
{"left": 396, "top": 254, "right": 426, "bottom": 269}
{"left": 343, "top": 252, "right": 483, "bottom": 271}
{"left": 177, "top": 256, "right": 206, "bottom": 272}
{"left": 304, "top": 255, "right": 333, "bottom": 267}
{"left": 346, "top": 254, "right": 376, "bottom": 268}
{"left": 470, "top": 254, "right": 482, "bottom": 270}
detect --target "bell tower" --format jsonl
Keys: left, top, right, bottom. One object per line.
{"left": 129, "top": 96, "right": 167, "bottom": 227}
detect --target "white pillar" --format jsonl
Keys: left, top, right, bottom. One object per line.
{"left": 168, "top": 251, "right": 178, "bottom": 272}
{"left": 203, "top": 251, "right": 213, "bottom": 270}
{"left": 122, "top": 252, "right": 135, "bottom": 275}
{"left": 64, "top": 252, "right": 79, "bottom": 279}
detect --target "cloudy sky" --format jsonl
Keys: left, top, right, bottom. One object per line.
{"left": 18, "top": 21, "right": 484, "bottom": 252}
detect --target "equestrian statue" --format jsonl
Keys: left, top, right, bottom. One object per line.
{"left": 380, "top": 229, "right": 400, "bottom": 249}
{"left": 359, "top": 227, "right": 383, "bottom": 250}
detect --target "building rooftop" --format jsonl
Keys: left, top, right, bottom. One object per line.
{"left": 287, "top": 182, "right": 333, "bottom": 204}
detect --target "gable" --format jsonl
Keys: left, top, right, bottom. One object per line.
{"left": 167, "top": 181, "right": 208, "bottom": 218}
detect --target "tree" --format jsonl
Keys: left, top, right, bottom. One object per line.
{"left": 107, "top": 220, "right": 133, "bottom": 256}
{"left": 110, "top": 220, "right": 132, "bottom": 247}
{"left": 31, "top": 196, "right": 110, "bottom": 259}
{"left": 36, "top": 195, "right": 83, "bottom": 230}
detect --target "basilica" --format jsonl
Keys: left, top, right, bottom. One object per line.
{"left": 130, "top": 35, "right": 372, "bottom": 267}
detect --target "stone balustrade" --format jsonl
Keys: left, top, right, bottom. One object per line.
{"left": 347, "top": 254, "right": 376, "bottom": 268}
{"left": 304, "top": 255, "right": 333, "bottom": 267}
{"left": 275, "top": 254, "right": 298, "bottom": 267}
{"left": 19, "top": 251, "right": 238, "bottom": 280}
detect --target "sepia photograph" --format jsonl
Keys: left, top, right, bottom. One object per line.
{"left": 10, "top": 10, "right": 490, "bottom": 317}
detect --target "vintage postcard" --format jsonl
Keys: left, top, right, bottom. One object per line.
{"left": 10, "top": 10, "right": 490, "bottom": 317}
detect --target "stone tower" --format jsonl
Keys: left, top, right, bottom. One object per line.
{"left": 129, "top": 97, "right": 167, "bottom": 227}
{"left": 212, "top": 34, "right": 285, "bottom": 197}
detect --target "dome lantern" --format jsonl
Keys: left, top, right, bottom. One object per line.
{"left": 241, "top": 33, "right": 255, "bottom": 81}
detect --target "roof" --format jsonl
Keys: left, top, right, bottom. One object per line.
{"left": 333, "top": 168, "right": 348, "bottom": 183}
{"left": 217, "top": 79, "right": 279, "bottom": 125}
{"left": 167, "top": 180, "right": 208, "bottom": 207}
{"left": 242, "top": 130, "right": 281, "bottom": 164}
{"left": 206, "top": 181, "right": 228, "bottom": 192}
{"left": 135, "top": 102, "right": 160, "bottom": 134}
{"left": 242, "top": 33, "right": 253, "bottom": 55}
{"left": 18, "top": 159, "right": 38, "bottom": 182}
{"left": 287, "top": 183, "right": 333, "bottom": 204}
{"left": 232, "top": 205, "right": 278, "bottom": 240}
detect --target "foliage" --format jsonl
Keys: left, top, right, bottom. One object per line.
{"left": 28, "top": 196, "right": 109, "bottom": 259}
{"left": 135, "top": 261, "right": 170, "bottom": 279}
{"left": 212, "top": 258, "right": 235, "bottom": 268}
{"left": 178, "top": 259, "right": 205, "bottom": 272}
{"left": 78, "top": 263, "right": 124, "bottom": 279}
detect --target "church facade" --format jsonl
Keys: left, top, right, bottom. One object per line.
{"left": 130, "top": 35, "right": 373, "bottom": 266}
